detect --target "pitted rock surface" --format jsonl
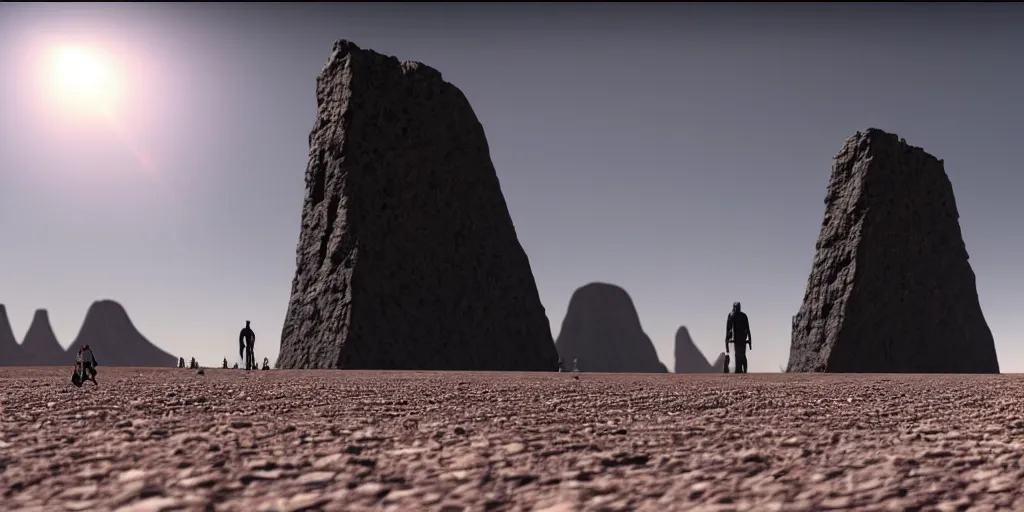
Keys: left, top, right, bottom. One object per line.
{"left": 788, "top": 128, "right": 999, "bottom": 373}
{"left": 277, "top": 40, "right": 557, "bottom": 371}
{"left": 5, "top": 368, "right": 1024, "bottom": 511}
{"left": 19, "top": 309, "right": 65, "bottom": 366}
{"left": 65, "top": 300, "right": 177, "bottom": 368}
{"left": 555, "top": 283, "right": 667, "bottom": 373}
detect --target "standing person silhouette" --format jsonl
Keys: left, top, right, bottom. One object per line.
{"left": 239, "top": 321, "right": 256, "bottom": 371}
{"left": 725, "top": 302, "right": 752, "bottom": 374}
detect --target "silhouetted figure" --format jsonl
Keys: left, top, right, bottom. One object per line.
{"left": 189, "top": 357, "right": 198, "bottom": 370}
{"left": 233, "top": 362, "right": 239, "bottom": 369}
{"left": 572, "top": 358, "right": 579, "bottom": 372}
{"left": 725, "top": 302, "right": 752, "bottom": 374}
{"left": 723, "top": 353, "right": 731, "bottom": 373}
{"left": 178, "top": 357, "right": 185, "bottom": 369}
{"left": 557, "top": 358, "right": 564, "bottom": 372}
{"left": 262, "top": 357, "right": 270, "bottom": 371}
{"left": 239, "top": 321, "right": 256, "bottom": 371}
{"left": 222, "top": 358, "right": 228, "bottom": 369}
{"left": 74, "top": 344, "right": 98, "bottom": 386}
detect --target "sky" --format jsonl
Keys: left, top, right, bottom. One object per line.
{"left": 0, "top": 3, "right": 1022, "bottom": 372}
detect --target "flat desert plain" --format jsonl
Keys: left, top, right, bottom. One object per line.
{"left": 1, "top": 368, "right": 1022, "bottom": 512}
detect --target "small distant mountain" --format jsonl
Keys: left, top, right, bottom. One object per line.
{"left": 65, "top": 300, "right": 177, "bottom": 367}
{"left": 554, "top": 282, "right": 668, "bottom": 373}
{"left": 674, "top": 326, "right": 714, "bottom": 373}
{"left": 0, "top": 305, "right": 28, "bottom": 365}
{"left": 710, "top": 352, "right": 728, "bottom": 373}
{"left": 21, "top": 309, "right": 66, "bottom": 366}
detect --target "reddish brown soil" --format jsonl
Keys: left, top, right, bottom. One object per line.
{"left": 1, "top": 368, "right": 1020, "bottom": 511}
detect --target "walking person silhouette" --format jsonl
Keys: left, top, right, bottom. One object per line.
{"left": 725, "top": 302, "right": 752, "bottom": 374}
{"left": 239, "top": 321, "right": 256, "bottom": 371}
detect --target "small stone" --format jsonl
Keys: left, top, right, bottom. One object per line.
{"left": 355, "top": 482, "right": 389, "bottom": 498}
{"left": 276, "top": 492, "right": 330, "bottom": 512}
{"left": 114, "top": 496, "right": 184, "bottom": 512}
{"left": 241, "top": 470, "right": 283, "bottom": 483}
{"left": 312, "top": 453, "right": 344, "bottom": 469}
{"left": 503, "top": 442, "right": 525, "bottom": 455}
{"left": 245, "top": 459, "right": 277, "bottom": 471}
{"left": 177, "top": 474, "right": 218, "bottom": 489}
{"left": 117, "top": 469, "right": 149, "bottom": 483}
{"left": 297, "top": 471, "right": 336, "bottom": 486}
{"left": 535, "top": 502, "right": 576, "bottom": 512}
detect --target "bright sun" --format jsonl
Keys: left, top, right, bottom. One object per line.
{"left": 48, "top": 45, "right": 121, "bottom": 117}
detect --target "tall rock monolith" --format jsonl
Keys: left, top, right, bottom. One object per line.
{"left": 787, "top": 128, "right": 999, "bottom": 373}
{"left": 0, "top": 305, "right": 28, "bottom": 366}
{"left": 21, "top": 309, "right": 65, "bottom": 366}
{"left": 65, "top": 300, "right": 177, "bottom": 367}
{"left": 277, "top": 40, "right": 559, "bottom": 371}
{"left": 554, "top": 283, "right": 667, "bottom": 373}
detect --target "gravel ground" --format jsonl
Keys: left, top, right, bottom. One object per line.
{"left": 1, "top": 368, "right": 1021, "bottom": 512}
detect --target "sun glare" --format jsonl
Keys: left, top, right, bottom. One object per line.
{"left": 48, "top": 44, "right": 121, "bottom": 117}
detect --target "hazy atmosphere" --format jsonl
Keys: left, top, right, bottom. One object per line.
{"left": 1, "top": 3, "right": 1021, "bottom": 372}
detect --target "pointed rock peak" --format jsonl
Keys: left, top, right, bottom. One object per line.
{"left": 711, "top": 352, "right": 728, "bottom": 372}
{"left": 0, "top": 304, "right": 16, "bottom": 344}
{"left": 21, "top": 307, "right": 65, "bottom": 365}
{"left": 0, "top": 304, "right": 27, "bottom": 365}
{"left": 674, "top": 324, "right": 713, "bottom": 374}
{"left": 26, "top": 309, "right": 57, "bottom": 337}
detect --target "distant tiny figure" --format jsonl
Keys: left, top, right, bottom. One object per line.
{"left": 232, "top": 362, "right": 239, "bottom": 369}
{"left": 557, "top": 358, "right": 564, "bottom": 372}
{"left": 189, "top": 357, "right": 199, "bottom": 370}
{"left": 572, "top": 358, "right": 580, "bottom": 372}
{"left": 222, "top": 358, "right": 228, "bottom": 369}
{"left": 723, "top": 353, "right": 731, "bottom": 374}
{"left": 74, "top": 344, "right": 98, "bottom": 386}
{"left": 178, "top": 357, "right": 185, "bottom": 369}
{"left": 239, "top": 321, "right": 256, "bottom": 371}
{"left": 262, "top": 357, "right": 270, "bottom": 371}
{"left": 725, "top": 302, "right": 752, "bottom": 374}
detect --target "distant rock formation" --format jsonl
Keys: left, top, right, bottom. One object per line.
{"left": 65, "top": 300, "right": 177, "bottom": 368}
{"left": 21, "top": 309, "right": 66, "bottom": 366}
{"left": 788, "top": 128, "right": 999, "bottom": 373}
{"left": 276, "top": 40, "right": 558, "bottom": 371}
{"left": 673, "top": 326, "right": 714, "bottom": 373}
{"left": 554, "top": 283, "right": 668, "bottom": 373}
{"left": 710, "top": 353, "right": 728, "bottom": 373}
{"left": 0, "top": 305, "right": 28, "bottom": 365}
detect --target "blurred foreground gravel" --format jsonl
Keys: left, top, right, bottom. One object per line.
{"left": 1, "top": 368, "right": 1022, "bottom": 511}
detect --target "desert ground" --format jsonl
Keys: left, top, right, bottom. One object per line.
{"left": 1, "top": 368, "right": 1022, "bottom": 512}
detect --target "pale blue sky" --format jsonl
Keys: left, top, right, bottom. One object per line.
{"left": 1, "top": 3, "right": 1021, "bottom": 371}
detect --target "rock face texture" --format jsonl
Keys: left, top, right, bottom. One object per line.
{"left": 65, "top": 300, "right": 177, "bottom": 368}
{"left": 0, "top": 305, "right": 28, "bottom": 366}
{"left": 554, "top": 283, "right": 667, "bottom": 373}
{"left": 277, "top": 40, "right": 558, "bottom": 371}
{"left": 21, "top": 309, "right": 66, "bottom": 366}
{"left": 788, "top": 128, "right": 999, "bottom": 373}
{"left": 673, "top": 326, "right": 715, "bottom": 373}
